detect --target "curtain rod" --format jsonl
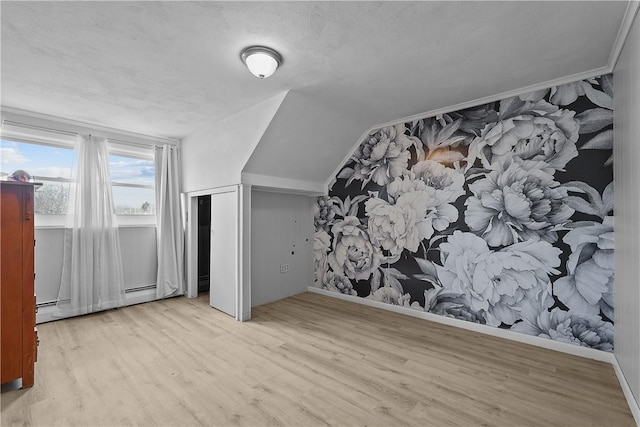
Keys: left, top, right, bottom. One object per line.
{"left": 2, "top": 120, "right": 177, "bottom": 149}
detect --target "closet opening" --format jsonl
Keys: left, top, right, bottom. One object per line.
{"left": 197, "top": 194, "right": 211, "bottom": 294}
{"left": 186, "top": 185, "right": 247, "bottom": 320}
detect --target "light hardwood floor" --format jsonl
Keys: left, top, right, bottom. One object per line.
{"left": 1, "top": 292, "right": 634, "bottom": 426}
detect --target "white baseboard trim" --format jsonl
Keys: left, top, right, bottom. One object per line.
{"left": 613, "top": 356, "right": 640, "bottom": 426}
{"left": 308, "top": 287, "right": 613, "bottom": 362}
{"left": 36, "top": 288, "right": 158, "bottom": 324}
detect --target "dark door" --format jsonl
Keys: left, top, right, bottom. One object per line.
{"left": 197, "top": 195, "right": 211, "bottom": 293}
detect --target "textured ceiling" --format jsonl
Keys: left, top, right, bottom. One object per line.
{"left": 0, "top": 1, "right": 630, "bottom": 140}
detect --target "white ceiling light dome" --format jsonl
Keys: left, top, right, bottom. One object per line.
{"left": 240, "top": 46, "right": 282, "bottom": 79}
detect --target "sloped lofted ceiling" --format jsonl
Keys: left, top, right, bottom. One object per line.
{"left": 1, "top": 1, "right": 633, "bottom": 188}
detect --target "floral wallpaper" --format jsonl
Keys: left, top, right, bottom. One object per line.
{"left": 314, "top": 75, "right": 614, "bottom": 351}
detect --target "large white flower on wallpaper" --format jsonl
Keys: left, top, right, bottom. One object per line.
{"left": 411, "top": 160, "right": 465, "bottom": 201}
{"left": 318, "top": 271, "right": 357, "bottom": 296}
{"left": 411, "top": 160, "right": 465, "bottom": 231}
{"left": 328, "top": 216, "right": 383, "bottom": 281}
{"left": 437, "top": 231, "right": 561, "bottom": 327}
{"left": 467, "top": 98, "right": 579, "bottom": 172}
{"left": 366, "top": 286, "right": 412, "bottom": 307}
{"left": 313, "top": 230, "right": 332, "bottom": 282}
{"left": 554, "top": 216, "right": 614, "bottom": 319}
{"left": 365, "top": 190, "right": 432, "bottom": 256}
{"left": 341, "top": 124, "right": 415, "bottom": 188}
{"left": 317, "top": 74, "right": 614, "bottom": 352}
{"left": 313, "top": 196, "right": 336, "bottom": 232}
{"left": 417, "top": 286, "right": 486, "bottom": 323}
{"left": 366, "top": 164, "right": 465, "bottom": 256}
{"left": 465, "top": 156, "right": 574, "bottom": 247}
{"left": 520, "top": 76, "right": 613, "bottom": 109}
{"left": 512, "top": 299, "right": 614, "bottom": 352}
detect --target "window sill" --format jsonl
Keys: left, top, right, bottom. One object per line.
{"left": 35, "top": 215, "right": 156, "bottom": 229}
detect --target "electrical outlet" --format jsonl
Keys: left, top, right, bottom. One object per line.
{"left": 280, "top": 263, "right": 290, "bottom": 274}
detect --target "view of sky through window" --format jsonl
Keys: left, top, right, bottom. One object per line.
{"left": 108, "top": 154, "right": 156, "bottom": 214}
{"left": 108, "top": 154, "right": 155, "bottom": 186}
{"left": 1, "top": 139, "right": 155, "bottom": 215}
{"left": 0, "top": 139, "right": 76, "bottom": 179}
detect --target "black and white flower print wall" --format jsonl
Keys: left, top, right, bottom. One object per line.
{"left": 314, "top": 75, "right": 615, "bottom": 352}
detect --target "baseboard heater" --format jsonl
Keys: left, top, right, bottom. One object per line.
{"left": 125, "top": 284, "right": 157, "bottom": 293}
{"left": 36, "top": 285, "right": 157, "bottom": 309}
{"left": 36, "top": 300, "right": 57, "bottom": 309}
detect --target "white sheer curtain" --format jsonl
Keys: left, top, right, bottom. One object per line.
{"left": 56, "top": 135, "right": 125, "bottom": 316}
{"left": 155, "top": 145, "right": 185, "bottom": 298}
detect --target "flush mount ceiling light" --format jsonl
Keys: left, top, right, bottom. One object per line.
{"left": 240, "top": 46, "right": 282, "bottom": 79}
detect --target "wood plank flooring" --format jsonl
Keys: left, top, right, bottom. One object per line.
{"left": 1, "top": 292, "right": 634, "bottom": 426}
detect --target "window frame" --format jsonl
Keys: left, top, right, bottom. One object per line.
{"left": 1, "top": 136, "right": 77, "bottom": 225}
{"left": 1, "top": 131, "right": 157, "bottom": 228}
{"left": 108, "top": 144, "right": 157, "bottom": 220}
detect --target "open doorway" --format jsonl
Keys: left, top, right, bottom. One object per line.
{"left": 186, "top": 185, "right": 249, "bottom": 320}
{"left": 197, "top": 194, "right": 211, "bottom": 293}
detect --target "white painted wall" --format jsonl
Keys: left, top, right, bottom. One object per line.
{"left": 242, "top": 89, "right": 369, "bottom": 186}
{"left": 182, "top": 89, "right": 367, "bottom": 196}
{"left": 35, "top": 226, "right": 157, "bottom": 305}
{"left": 614, "top": 10, "right": 640, "bottom": 407}
{"left": 251, "top": 190, "right": 313, "bottom": 307}
{"left": 34, "top": 228, "right": 65, "bottom": 303}
{"left": 181, "top": 92, "right": 286, "bottom": 193}
{"left": 119, "top": 227, "right": 158, "bottom": 290}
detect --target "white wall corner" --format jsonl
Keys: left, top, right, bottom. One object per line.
{"left": 239, "top": 90, "right": 290, "bottom": 170}
{"left": 613, "top": 3, "right": 640, "bottom": 415}
{"left": 238, "top": 90, "right": 289, "bottom": 168}
{"left": 613, "top": 355, "right": 640, "bottom": 426}
{"left": 238, "top": 183, "right": 252, "bottom": 321}
{"left": 609, "top": 1, "right": 640, "bottom": 71}
{"left": 181, "top": 91, "right": 287, "bottom": 193}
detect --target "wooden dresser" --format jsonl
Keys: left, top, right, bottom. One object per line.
{"left": 1, "top": 181, "right": 39, "bottom": 388}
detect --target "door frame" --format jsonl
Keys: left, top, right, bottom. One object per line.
{"left": 185, "top": 184, "right": 251, "bottom": 321}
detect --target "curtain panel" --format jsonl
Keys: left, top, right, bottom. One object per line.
{"left": 155, "top": 145, "right": 185, "bottom": 298}
{"left": 56, "top": 135, "right": 125, "bottom": 316}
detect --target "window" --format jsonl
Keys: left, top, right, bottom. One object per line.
{"left": 109, "top": 153, "right": 155, "bottom": 215}
{"left": 1, "top": 137, "right": 157, "bottom": 225}
{"left": 0, "top": 139, "right": 76, "bottom": 215}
